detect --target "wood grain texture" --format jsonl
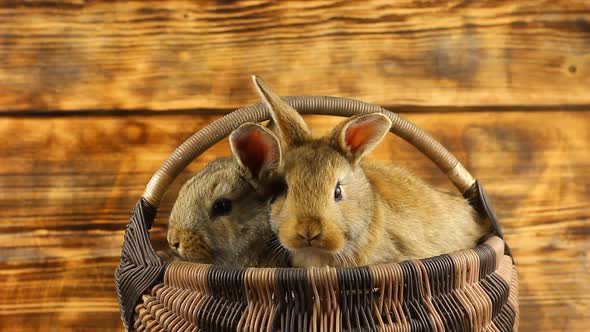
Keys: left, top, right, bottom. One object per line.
{"left": 1, "top": 0, "right": 590, "bottom": 111}
{"left": 0, "top": 111, "right": 588, "bottom": 331}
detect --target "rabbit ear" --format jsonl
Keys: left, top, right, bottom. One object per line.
{"left": 252, "top": 75, "right": 311, "bottom": 148}
{"left": 331, "top": 113, "right": 392, "bottom": 164}
{"left": 230, "top": 123, "right": 282, "bottom": 180}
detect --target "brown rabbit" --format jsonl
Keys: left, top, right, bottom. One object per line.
{"left": 238, "top": 76, "right": 491, "bottom": 267}
{"left": 166, "top": 122, "right": 290, "bottom": 268}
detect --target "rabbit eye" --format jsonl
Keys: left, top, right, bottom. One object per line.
{"left": 334, "top": 182, "right": 343, "bottom": 201}
{"left": 211, "top": 198, "right": 232, "bottom": 217}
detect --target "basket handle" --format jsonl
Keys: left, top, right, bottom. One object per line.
{"left": 142, "top": 96, "right": 475, "bottom": 207}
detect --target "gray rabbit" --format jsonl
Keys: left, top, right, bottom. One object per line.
{"left": 166, "top": 122, "right": 290, "bottom": 268}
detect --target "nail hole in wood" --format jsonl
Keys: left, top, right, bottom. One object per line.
{"left": 568, "top": 65, "right": 577, "bottom": 74}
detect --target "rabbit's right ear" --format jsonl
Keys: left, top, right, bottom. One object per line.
{"left": 330, "top": 113, "right": 392, "bottom": 165}
{"left": 230, "top": 123, "right": 282, "bottom": 180}
{"left": 252, "top": 75, "right": 311, "bottom": 148}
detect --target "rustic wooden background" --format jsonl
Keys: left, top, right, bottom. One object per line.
{"left": 1, "top": 0, "right": 589, "bottom": 331}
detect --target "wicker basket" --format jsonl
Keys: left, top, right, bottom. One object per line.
{"left": 115, "top": 96, "right": 518, "bottom": 331}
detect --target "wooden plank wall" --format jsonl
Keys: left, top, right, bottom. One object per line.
{"left": 0, "top": 1, "right": 588, "bottom": 331}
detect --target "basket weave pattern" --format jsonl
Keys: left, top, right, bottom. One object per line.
{"left": 134, "top": 237, "right": 517, "bottom": 331}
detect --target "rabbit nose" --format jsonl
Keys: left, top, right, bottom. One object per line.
{"left": 297, "top": 229, "right": 321, "bottom": 244}
{"left": 297, "top": 217, "right": 322, "bottom": 245}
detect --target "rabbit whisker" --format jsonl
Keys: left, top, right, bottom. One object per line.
{"left": 267, "top": 237, "right": 289, "bottom": 266}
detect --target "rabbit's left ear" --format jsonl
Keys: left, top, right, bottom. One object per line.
{"left": 330, "top": 113, "right": 392, "bottom": 165}
{"left": 252, "top": 75, "right": 311, "bottom": 148}
{"left": 230, "top": 123, "right": 282, "bottom": 180}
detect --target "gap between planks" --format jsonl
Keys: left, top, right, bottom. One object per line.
{"left": 1, "top": 103, "right": 590, "bottom": 118}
